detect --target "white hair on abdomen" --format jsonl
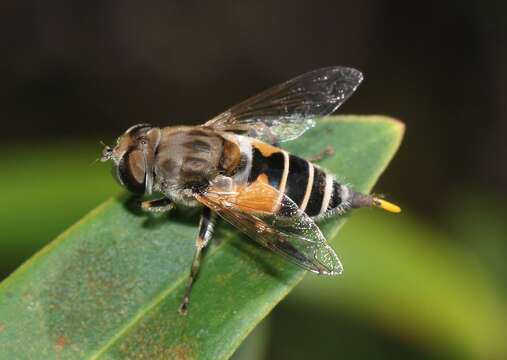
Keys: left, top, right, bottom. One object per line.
{"left": 231, "top": 134, "right": 253, "bottom": 184}
{"left": 340, "top": 184, "right": 351, "bottom": 203}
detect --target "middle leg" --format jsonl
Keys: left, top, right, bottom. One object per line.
{"left": 179, "top": 206, "right": 216, "bottom": 314}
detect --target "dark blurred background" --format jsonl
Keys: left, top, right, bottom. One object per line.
{"left": 2, "top": 1, "right": 507, "bottom": 359}
{"left": 4, "top": 0, "right": 507, "bottom": 211}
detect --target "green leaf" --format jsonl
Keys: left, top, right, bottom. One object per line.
{"left": 0, "top": 144, "right": 118, "bottom": 278}
{"left": 0, "top": 116, "right": 403, "bottom": 359}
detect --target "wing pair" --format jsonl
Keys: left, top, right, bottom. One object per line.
{"left": 197, "top": 66, "right": 362, "bottom": 274}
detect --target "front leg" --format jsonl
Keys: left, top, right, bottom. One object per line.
{"left": 141, "top": 197, "right": 174, "bottom": 212}
{"left": 179, "top": 206, "right": 216, "bottom": 314}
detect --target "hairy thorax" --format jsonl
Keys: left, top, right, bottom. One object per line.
{"left": 153, "top": 126, "right": 240, "bottom": 205}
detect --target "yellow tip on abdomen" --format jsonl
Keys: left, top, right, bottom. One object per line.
{"left": 373, "top": 198, "right": 401, "bottom": 213}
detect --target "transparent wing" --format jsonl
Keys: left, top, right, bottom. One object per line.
{"left": 203, "top": 66, "right": 362, "bottom": 143}
{"left": 195, "top": 181, "right": 343, "bottom": 275}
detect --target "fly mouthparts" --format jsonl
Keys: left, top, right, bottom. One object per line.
{"left": 100, "top": 145, "right": 113, "bottom": 162}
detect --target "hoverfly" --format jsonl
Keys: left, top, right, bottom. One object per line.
{"left": 101, "top": 67, "right": 400, "bottom": 314}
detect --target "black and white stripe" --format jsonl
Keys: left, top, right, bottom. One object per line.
{"left": 320, "top": 174, "right": 334, "bottom": 215}
{"left": 284, "top": 155, "right": 350, "bottom": 219}
{"left": 236, "top": 137, "right": 350, "bottom": 219}
{"left": 327, "top": 181, "right": 343, "bottom": 210}
{"left": 304, "top": 166, "right": 327, "bottom": 217}
{"left": 285, "top": 154, "right": 310, "bottom": 207}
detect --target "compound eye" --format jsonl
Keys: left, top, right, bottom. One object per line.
{"left": 116, "top": 148, "right": 146, "bottom": 193}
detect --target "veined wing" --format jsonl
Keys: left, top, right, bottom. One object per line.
{"left": 195, "top": 179, "right": 343, "bottom": 275}
{"left": 203, "top": 66, "right": 362, "bottom": 143}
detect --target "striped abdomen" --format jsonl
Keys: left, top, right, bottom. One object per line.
{"left": 245, "top": 140, "right": 349, "bottom": 219}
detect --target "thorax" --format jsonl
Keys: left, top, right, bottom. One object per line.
{"left": 153, "top": 126, "right": 241, "bottom": 203}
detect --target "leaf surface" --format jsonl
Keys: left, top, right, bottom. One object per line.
{"left": 0, "top": 116, "right": 404, "bottom": 359}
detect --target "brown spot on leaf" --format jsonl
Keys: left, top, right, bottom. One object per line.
{"left": 55, "top": 335, "right": 67, "bottom": 349}
{"left": 169, "top": 344, "right": 194, "bottom": 360}
{"left": 0, "top": 323, "right": 5, "bottom": 333}
{"left": 119, "top": 341, "right": 195, "bottom": 359}
{"left": 54, "top": 335, "right": 68, "bottom": 360}
{"left": 54, "top": 335, "right": 67, "bottom": 351}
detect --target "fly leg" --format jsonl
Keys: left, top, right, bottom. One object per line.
{"left": 179, "top": 206, "right": 216, "bottom": 314}
{"left": 306, "top": 145, "right": 334, "bottom": 162}
{"left": 141, "top": 198, "right": 174, "bottom": 212}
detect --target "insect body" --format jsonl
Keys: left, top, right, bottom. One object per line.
{"left": 101, "top": 67, "right": 400, "bottom": 314}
